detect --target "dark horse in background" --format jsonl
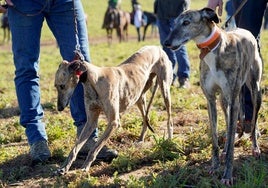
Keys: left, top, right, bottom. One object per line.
{"left": 1, "top": 12, "right": 10, "bottom": 42}
{"left": 102, "top": 7, "right": 131, "bottom": 45}
{"left": 130, "top": 11, "right": 157, "bottom": 41}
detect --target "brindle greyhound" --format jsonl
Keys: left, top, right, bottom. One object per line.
{"left": 54, "top": 45, "right": 173, "bottom": 174}
{"left": 164, "top": 8, "right": 262, "bottom": 185}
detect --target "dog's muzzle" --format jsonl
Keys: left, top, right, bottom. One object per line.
{"left": 164, "top": 39, "right": 187, "bottom": 51}
{"left": 57, "top": 99, "right": 69, "bottom": 111}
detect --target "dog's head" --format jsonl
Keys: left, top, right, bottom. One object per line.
{"left": 164, "top": 8, "right": 220, "bottom": 50}
{"left": 54, "top": 60, "right": 87, "bottom": 111}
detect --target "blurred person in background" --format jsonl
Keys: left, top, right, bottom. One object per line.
{"left": 154, "top": 0, "right": 191, "bottom": 88}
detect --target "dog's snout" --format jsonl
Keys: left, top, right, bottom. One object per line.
{"left": 57, "top": 100, "right": 68, "bottom": 111}
{"left": 164, "top": 39, "right": 172, "bottom": 48}
{"left": 57, "top": 106, "right": 64, "bottom": 111}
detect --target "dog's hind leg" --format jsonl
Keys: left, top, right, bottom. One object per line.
{"left": 247, "top": 82, "right": 262, "bottom": 158}
{"left": 56, "top": 110, "right": 100, "bottom": 175}
{"left": 137, "top": 74, "right": 157, "bottom": 142}
{"left": 137, "top": 93, "right": 154, "bottom": 142}
{"left": 157, "top": 77, "right": 173, "bottom": 139}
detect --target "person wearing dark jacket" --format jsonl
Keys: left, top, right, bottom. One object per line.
{"left": 154, "top": 0, "right": 191, "bottom": 88}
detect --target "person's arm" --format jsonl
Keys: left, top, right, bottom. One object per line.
{"left": 207, "top": 0, "right": 224, "bottom": 16}
{"left": 0, "top": 6, "right": 6, "bottom": 13}
{"left": 0, "top": 0, "right": 14, "bottom": 13}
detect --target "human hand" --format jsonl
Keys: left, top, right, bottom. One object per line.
{"left": 0, "top": 0, "right": 14, "bottom": 13}
{"left": 207, "top": 0, "right": 223, "bottom": 16}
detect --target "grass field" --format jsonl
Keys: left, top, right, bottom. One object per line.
{"left": 0, "top": 0, "right": 268, "bottom": 187}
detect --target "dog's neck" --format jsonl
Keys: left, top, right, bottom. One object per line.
{"left": 196, "top": 25, "right": 222, "bottom": 59}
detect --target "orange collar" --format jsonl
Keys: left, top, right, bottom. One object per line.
{"left": 196, "top": 26, "right": 222, "bottom": 59}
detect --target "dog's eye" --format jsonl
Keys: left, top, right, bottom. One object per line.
{"left": 59, "top": 85, "right": 65, "bottom": 90}
{"left": 182, "top": 20, "right": 190, "bottom": 26}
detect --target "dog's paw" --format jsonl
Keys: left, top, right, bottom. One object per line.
{"left": 53, "top": 168, "right": 67, "bottom": 176}
{"left": 208, "top": 166, "right": 219, "bottom": 175}
{"left": 252, "top": 148, "right": 261, "bottom": 158}
{"left": 220, "top": 151, "right": 226, "bottom": 161}
{"left": 134, "top": 140, "right": 144, "bottom": 146}
{"left": 81, "top": 162, "right": 92, "bottom": 172}
{"left": 221, "top": 177, "right": 234, "bottom": 186}
{"left": 81, "top": 168, "right": 88, "bottom": 172}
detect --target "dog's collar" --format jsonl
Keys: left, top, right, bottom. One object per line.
{"left": 76, "top": 70, "right": 83, "bottom": 77}
{"left": 196, "top": 26, "right": 222, "bottom": 59}
{"left": 69, "top": 59, "right": 84, "bottom": 79}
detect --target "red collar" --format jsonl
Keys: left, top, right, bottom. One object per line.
{"left": 196, "top": 26, "right": 222, "bottom": 59}
{"left": 75, "top": 70, "right": 83, "bottom": 78}
{"left": 69, "top": 59, "right": 83, "bottom": 78}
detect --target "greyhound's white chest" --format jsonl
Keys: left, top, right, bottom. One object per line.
{"left": 202, "top": 55, "right": 228, "bottom": 91}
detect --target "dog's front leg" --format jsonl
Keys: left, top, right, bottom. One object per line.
{"left": 221, "top": 97, "right": 239, "bottom": 185}
{"left": 206, "top": 97, "right": 220, "bottom": 174}
{"left": 81, "top": 118, "right": 119, "bottom": 171}
{"left": 55, "top": 110, "right": 100, "bottom": 175}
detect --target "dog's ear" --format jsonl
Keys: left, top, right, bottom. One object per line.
{"left": 59, "top": 60, "right": 69, "bottom": 68}
{"left": 68, "top": 60, "right": 87, "bottom": 74}
{"left": 200, "top": 7, "right": 220, "bottom": 23}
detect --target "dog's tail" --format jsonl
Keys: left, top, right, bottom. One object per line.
{"left": 145, "top": 78, "right": 158, "bottom": 133}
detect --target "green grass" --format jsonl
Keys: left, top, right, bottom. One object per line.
{"left": 0, "top": 0, "right": 268, "bottom": 187}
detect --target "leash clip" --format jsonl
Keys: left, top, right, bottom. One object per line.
{"left": 74, "top": 49, "right": 85, "bottom": 62}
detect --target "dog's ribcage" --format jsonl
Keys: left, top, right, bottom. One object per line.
{"left": 85, "top": 49, "right": 163, "bottom": 113}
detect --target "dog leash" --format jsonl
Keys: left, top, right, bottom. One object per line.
{"left": 72, "top": 0, "right": 85, "bottom": 62}
{"left": 222, "top": 0, "right": 247, "bottom": 29}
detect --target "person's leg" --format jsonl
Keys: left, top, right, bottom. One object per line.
{"left": 234, "top": 0, "right": 267, "bottom": 43}
{"left": 174, "top": 46, "right": 190, "bottom": 79}
{"left": 46, "top": 0, "right": 95, "bottom": 135}
{"left": 8, "top": 0, "right": 50, "bottom": 162}
{"left": 47, "top": 0, "right": 117, "bottom": 160}
{"left": 167, "top": 18, "right": 190, "bottom": 88}
{"left": 233, "top": 0, "right": 267, "bottom": 125}
{"left": 136, "top": 27, "right": 141, "bottom": 41}
{"left": 157, "top": 18, "right": 177, "bottom": 83}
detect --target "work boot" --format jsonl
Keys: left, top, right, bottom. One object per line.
{"left": 77, "top": 126, "right": 118, "bottom": 163}
{"left": 30, "top": 140, "right": 51, "bottom": 165}
{"left": 178, "top": 77, "right": 190, "bottom": 89}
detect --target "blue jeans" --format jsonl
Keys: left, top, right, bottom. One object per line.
{"left": 8, "top": 0, "right": 97, "bottom": 145}
{"left": 233, "top": 0, "right": 267, "bottom": 121}
{"left": 157, "top": 18, "right": 190, "bottom": 79}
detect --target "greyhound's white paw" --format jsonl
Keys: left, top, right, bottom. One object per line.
{"left": 208, "top": 166, "right": 219, "bottom": 175}
{"left": 134, "top": 140, "right": 144, "bottom": 146}
{"left": 221, "top": 177, "right": 234, "bottom": 186}
{"left": 81, "top": 168, "right": 87, "bottom": 172}
{"left": 208, "top": 162, "right": 220, "bottom": 175}
{"left": 252, "top": 148, "right": 261, "bottom": 158}
{"left": 54, "top": 168, "right": 67, "bottom": 176}
{"left": 220, "top": 151, "right": 226, "bottom": 161}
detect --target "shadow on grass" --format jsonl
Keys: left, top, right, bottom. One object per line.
{"left": 1, "top": 147, "right": 268, "bottom": 187}
{"left": 0, "top": 102, "right": 57, "bottom": 119}
{"left": 0, "top": 106, "right": 20, "bottom": 118}
{"left": 0, "top": 153, "right": 63, "bottom": 186}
